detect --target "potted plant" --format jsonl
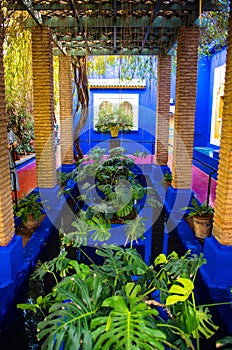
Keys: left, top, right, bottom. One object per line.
{"left": 63, "top": 146, "right": 162, "bottom": 248}
{"left": 95, "top": 105, "right": 133, "bottom": 137}
{"left": 182, "top": 197, "right": 214, "bottom": 239}
{"left": 14, "top": 193, "right": 47, "bottom": 229}
{"left": 160, "top": 171, "right": 172, "bottom": 190}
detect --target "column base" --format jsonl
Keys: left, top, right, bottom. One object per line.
{"left": 165, "top": 187, "right": 194, "bottom": 232}
{"left": 152, "top": 165, "right": 170, "bottom": 182}
{"left": 204, "top": 235, "right": 232, "bottom": 286}
{"left": 0, "top": 235, "right": 23, "bottom": 286}
{"left": 37, "top": 185, "right": 63, "bottom": 213}
{"left": 166, "top": 187, "right": 193, "bottom": 212}
{"left": 60, "top": 163, "right": 76, "bottom": 173}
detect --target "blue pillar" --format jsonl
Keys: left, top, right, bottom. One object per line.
{"left": 165, "top": 186, "right": 194, "bottom": 232}
{"left": 204, "top": 235, "right": 232, "bottom": 286}
{"left": 60, "top": 163, "right": 76, "bottom": 173}
{"left": 152, "top": 164, "right": 170, "bottom": 183}
{"left": 35, "top": 185, "right": 63, "bottom": 213}
{"left": 0, "top": 235, "right": 23, "bottom": 286}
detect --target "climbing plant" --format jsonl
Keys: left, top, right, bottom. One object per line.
{"left": 3, "top": 10, "right": 34, "bottom": 154}
{"left": 3, "top": 9, "right": 60, "bottom": 155}
{"left": 88, "top": 55, "right": 157, "bottom": 81}
{"left": 199, "top": 0, "right": 229, "bottom": 56}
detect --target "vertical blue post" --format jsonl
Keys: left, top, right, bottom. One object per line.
{"left": 163, "top": 224, "right": 169, "bottom": 256}
{"left": 0, "top": 235, "right": 23, "bottom": 287}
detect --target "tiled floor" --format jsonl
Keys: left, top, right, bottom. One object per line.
{"left": 192, "top": 165, "right": 216, "bottom": 206}
{"left": 14, "top": 151, "right": 217, "bottom": 207}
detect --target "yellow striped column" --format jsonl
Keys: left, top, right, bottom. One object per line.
{"left": 155, "top": 55, "right": 172, "bottom": 166}
{"left": 31, "top": 26, "right": 56, "bottom": 188}
{"left": 212, "top": 6, "right": 232, "bottom": 246}
{"left": 59, "top": 55, "right": 73, "bottom": 164}
{"left": 203, "top": 6, "right": 232, "bottom": 287}
{"left": 172, "top": 27, "right": 200, "bottom": 189}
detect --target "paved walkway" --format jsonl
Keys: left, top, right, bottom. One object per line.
{"left": 192, "top": 165, "right": 216, "bottom": 206}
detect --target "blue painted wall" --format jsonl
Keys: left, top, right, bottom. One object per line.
{"left": 75, "top": 50, "right": 227, "bottom": 159}
{"left": 194, "top": 48, "right": 227, "bottom": 149}
{"left": 193, "top": 49, "right": 227, "bottom": 174}
{"left": 78, "top": 82, "right": 157, "bottom": 155}
{"left": 195, "top": 56, "right": 211, "bottom": 147}
{"left": 208, "top": 48, "right": 227, "bottom": 149}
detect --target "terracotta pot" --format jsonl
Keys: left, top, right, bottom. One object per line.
{"left": 164, "top": 181, "right": 171, "bottom": 191}
{"left": 22, "top": 214, "right": 39, "bottom": 229}
{"left": 193, "top": 216, "right": 213, "bottom": 240}
{"left": 110, "top": 126, "right": 119, "bottom": 138}
{"left": 184, "top": 216, "right": 194, "bottom": 232}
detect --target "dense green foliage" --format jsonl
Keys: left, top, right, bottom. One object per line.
{"left": 3, "top": 11, "right": 34, "bottom": 154}
{"left": 199, "top": 1, "right": 229, "bottom": 56}
{"left": 18, "top": 246, "right": 223, "bottom": 350}
{"left": 14, "top": 193, "right": 47, "bottom": 225}
{"left": 88, "top": 55, "right": 158, "bottom": 81}
{"left": 60, "top": 147, "right": 161, "bottom": 247}
{"left": 3, "top": 10, "right": 60, "bottom": 154}
{"left": 182, "top": 198, "right": 214, "bottom": 218}
{"left": 95, "top": 104, "right": 134, "bottom": 133}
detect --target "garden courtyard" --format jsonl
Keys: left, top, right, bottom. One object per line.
{"left": 0, "top": 1, "right": 232, "bottom": 349}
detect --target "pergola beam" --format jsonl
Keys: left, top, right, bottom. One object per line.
{"left": 21, "top": 0, "right": 43, "bottom": 25}
{"left": 8, "top": 1, "right": 222, "bottom": 12}
{"left": 53, "top": 47, "right": 160, "bottom": 56}
{"left": 139, "top": 0, "right": 162, "bottom": 54}
{"left": 26, "top": 15, "right": 189, "bottom": 29}
{"left": 69, "top": 0, "right": 91, "bottom": 54}
{"left": 52, "top": 34, "right": 66, "bottom": 55}
{"left": 7, "top": 0, "right": 226, "bottom": 57}
{"left": 113, "top": 0, "right": 117, "bottom": 53}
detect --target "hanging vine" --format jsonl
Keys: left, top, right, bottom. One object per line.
{"left": 73, "top": 56, "right": 89, "bottom": 160}
{"left": 3, "top": 9, "right": 34, "bottom": 154}
{"left": 199, "top": 1, "right": 229, "bottom": 57}
{"left": 88, "top": 55, "right": 158, "bottom": 81}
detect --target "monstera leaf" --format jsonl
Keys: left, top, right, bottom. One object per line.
{"left": 91, "top": 282, "right": 167, "bottom": 350}
{"left": 89, "top": 216, "right": 111, "bottom": 242}
{"left": 62, "top": 215, "right": 91, "bottom": 247}
{"left": 166, "top": 278, "right": 194, "bottom": 305}
{"left": 37, "top": 275, "right": 104, "bottom": 350}
{"left": 124, "top": 216, "right": 147, "bottom": 247}
{"left": 193, "top": 307, "right": 219, "bottom": 339}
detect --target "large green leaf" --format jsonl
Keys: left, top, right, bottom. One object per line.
{"left": 166, "top": 278, "right": 194, "bottom": 305}
{"left": 62, "top": 211, "right": 92, "bottom": 247}
{"left": 91, "top": 286, "right": 166, "bottom": 350}
{"left": 124, "top": 216, "right": 147, "bottom": 247}
{"left": 95, "top": 246, "right": 131, "bottom": 291}
{"left": 192, "top": 307, "right": 219, "bottom": 339}
{"left": 89, "top": 216, "right": 111, "bottom": 242}
{"left": 216, "top": 336, "right": 232, "bottom": 349}
{"left": 37, "top": 275, "right": 103, "bottom": 350}
{"left": 176, "top": 302, "right": 199, "bottom": 335}
{"left": 120, "top": 247, "right": 149, "bottom": 276}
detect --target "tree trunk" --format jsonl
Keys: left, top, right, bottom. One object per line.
{"left": 73, "top": 56, "right": 89, "bottom": 160}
